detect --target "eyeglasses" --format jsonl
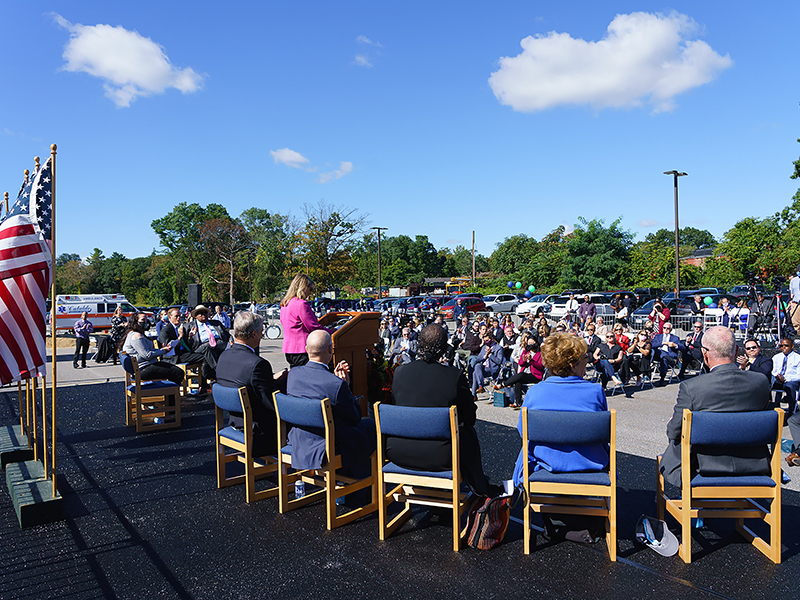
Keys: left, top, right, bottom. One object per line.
{"left": 745, "top": 345, "right": 758, "bottom": 351}
{"left": 693, "top": 325, "right": 702, "bottom": 328}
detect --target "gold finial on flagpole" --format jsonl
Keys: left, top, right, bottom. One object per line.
{"left": 34, "top": 156, "right": 40, "bottom": 171}
{"left": 24, "top": 169, "right": 29, "bottom": 185}
{"left": 3, "top": 191, "right": 7, "bottom": 213}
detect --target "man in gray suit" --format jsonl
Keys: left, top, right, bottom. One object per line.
{"left": 659, "top": 326, "right": 771, "bottom": 487}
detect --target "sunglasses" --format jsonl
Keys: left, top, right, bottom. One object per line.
{"left": 745, "top": 346, "right": 758, "bottom": 350}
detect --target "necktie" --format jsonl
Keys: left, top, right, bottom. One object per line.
{"left": 205, "top": 323, "right": 217, "bottom": 347}
{"left": 781, "top": 355, "right": 788, "bottom": 377}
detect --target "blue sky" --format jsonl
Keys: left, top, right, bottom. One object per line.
{"left": 1, "top": 2, "right": 799, "bottom": 261}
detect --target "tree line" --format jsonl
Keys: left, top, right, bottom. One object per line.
{"left": 54, "top": 144, "right": 800, "bottom": 304}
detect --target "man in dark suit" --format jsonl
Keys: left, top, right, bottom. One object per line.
{"left": 216, "top": 312, "right": 287, "bottom": 456}
{"left": 158, "top": 307, "right": 209, "bottom": 389}
{"left": 651, "top": 321, "right": 685, "bottom": 384}
{"left": 659, "top": 326, "right": 771, "bottom": 487}
{"left": 183, "top": 305, "right": 231, "bottom": 384}
{"left": 679, "top": 321, "right": 705, "bottom": 378}
{"left": 736, "top": 339, "right": 772, "bottom": 380}
{"left": 389, "top": 324, "right": 496, "bottom": 496}
{"left": 286, "top": 330, "right": 375, "bottom": 474}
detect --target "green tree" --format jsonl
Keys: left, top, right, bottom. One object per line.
{"left": 644, "top": 227, "right": 717, "bottom": 251}
{"left": 560, "top": 218, "right": 632, "bottom": 291}
{"left": 239, "top": 208, "right": 292, "bottom": 300}
{"left": 490, "top": 234, "right": 538, "bottom": 276}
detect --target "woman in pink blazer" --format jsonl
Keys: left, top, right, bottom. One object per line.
{"left": 280, "top": 274, "right": 332, "bottom": 367}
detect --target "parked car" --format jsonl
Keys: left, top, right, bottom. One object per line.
{"left": 633, "top": 287, "right": 664, "bottom": 305}
{"left": 515, "top": 294, "right": 557, "bottom": 317}
{"left": 420, "top": 295, "right": 450, "bottom": 311}
{"left": 662, "top": 290, "right": 698, "bottom": 302}
{"left": 629, "top": 299, "right": 679, "bottom": 329}
{"left": 439, "top": 296, "right": 486, "bottom": 319}
{"left": 482, "top": 294, "right": 520, "bottom": 313}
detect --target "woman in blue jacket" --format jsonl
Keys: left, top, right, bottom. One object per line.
{"left": 512, "top": 332, "right": 608, "bottom": 486}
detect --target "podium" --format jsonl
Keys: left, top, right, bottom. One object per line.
{"left": 319, "top": 312, "right": 380, "bottom": 414}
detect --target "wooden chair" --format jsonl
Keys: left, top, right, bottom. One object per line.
{"left": 374, "top": 402, "right": 470, "bottom": 551}
{"left": 121, "top": 354, "right": 181, "bottom": 433}
{"left": 521, "top": 408, "right": 617, "bottom": 560}
{"left": 178, "top": 361, "right": 203, "bottom": 396}
{"left": 656, "top": 408, "right": 783, "bottom": 564}
{"left": 272, "top": 392, "right": 377, "bottom": 530}
{"left": 212, "top": 383, "right": 278, "bottom": 503}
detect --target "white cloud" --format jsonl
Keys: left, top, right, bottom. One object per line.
{"left": 53, "top": 14, "right": 204, "bottom": 107}
{"left": 318, "top": 161, "right": 353, "bottom": 183}
{"left": 270, "top": 148, "right": 310, "bottom": 169}
{"left": 354, "top": 54, "right": 372, "bottom": 68}
{"left": 357, "top": 35, "right": 382, "bottom": 48}
{"left": 638, "top": 219, "right": 659, "bottom": 227}
{"left": 488, "top": 11, "right": 732, "bottom": 113}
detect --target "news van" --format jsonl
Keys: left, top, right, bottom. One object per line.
{"left": 53, "top": 294, "right": 145, "bottom": 331}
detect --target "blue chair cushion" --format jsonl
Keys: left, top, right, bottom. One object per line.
{"left": 127, "top": 381, "right": 178, "bottom": 392}
{"left": 274, "top": 393, "right": 326, "bottom": 429}
{"left": 378, "top": 405, "right": 452, "bottom": 440}
{"left": 691, "top": 474, "right": 776, "bottom": 488}
{"left": 219, "top": 426, "right": 245, "bottom": 445}
{"left": 212, "top": 384, "right": 245, "bottom": 413}
{"left": 528, "top": 470, "right": 610, "bottom": 486}
{"left": 526, "top": 410, "right": 611, "bottom": 445}
{"left": 281, "top": 444, "right": 292, "bottom": 455}
{"left": 382, "top": 461, "right": 453, "bottom": 479}
{"left": 690, "top": 411, "right": 778, "bottom": 446}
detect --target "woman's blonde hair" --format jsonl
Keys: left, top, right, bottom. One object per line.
{"left": 281, "top": 273, "right": 316, "bottom": 307}
{"left": 541, "top": 332, "right": 587, "bottom": 377}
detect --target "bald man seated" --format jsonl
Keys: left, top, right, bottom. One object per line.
{"left": 285, "top": 330, "right": 376, "bottom": 478}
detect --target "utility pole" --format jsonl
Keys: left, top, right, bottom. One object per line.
{"left": 663, "top": 170, "right": 688, "bottom": 297}
{"left": 372, "top": 226, "right": 387, "bottom": 298}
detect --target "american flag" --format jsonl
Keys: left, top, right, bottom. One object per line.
{"left": 0, "top": 157, "right": 53, "bottom": 385}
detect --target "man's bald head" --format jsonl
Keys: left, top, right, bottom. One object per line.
{"left": 702, "top": 326, "right": 736, "bottom": 365}
{"left": 306, "top": 330, "right": 333, "bottom": 360}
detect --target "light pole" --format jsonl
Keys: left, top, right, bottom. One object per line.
{"left": 663, "top": 170, "right": 687, "bottom": 298}
{"left": 371, "top": 226, "right": 387, "bottom": 299}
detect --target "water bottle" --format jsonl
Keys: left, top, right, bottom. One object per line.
{"left": 295, "top": 479, "right": 305, "bottom": 498}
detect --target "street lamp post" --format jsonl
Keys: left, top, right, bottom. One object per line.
{"left": 371, "top": 226, "right": 387, "bottom": 299}
{"left": 663, "top": 170, "right": 688, "bottom": 298}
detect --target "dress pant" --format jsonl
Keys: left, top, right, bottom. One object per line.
{"left": 140, "top": 361, "right": 185, "bottom": 386}
{"left": 74, "top": 337, "right": 90, "bottom": 367}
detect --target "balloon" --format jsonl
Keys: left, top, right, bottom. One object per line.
{"left": 507, "top": 281, "right": 514, "bottom": 289}
{"left": 528, "top": 285, "right": 535, "bottom": 292}
{"left": 524, "top": 291, "right": 532, "bottom": 298}
{"left": 709, "top": 302, "right": 718, "bottom": 308}
{"left": 515, "top": 281, "right": 522, "bottom": 289}
{"left": 703, "top": 296, "right": 712, "bottom": 305}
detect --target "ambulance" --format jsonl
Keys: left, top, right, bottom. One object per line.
{"left": 53, "top": 294, "right": 145, "bottom": 331}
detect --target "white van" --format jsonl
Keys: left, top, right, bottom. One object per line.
{"left": 53, "top": 294, "right": 143, "bottom": 331}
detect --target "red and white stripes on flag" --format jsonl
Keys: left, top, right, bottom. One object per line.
{"left": 0, "top": 157, "right": 53, "bottom": 385}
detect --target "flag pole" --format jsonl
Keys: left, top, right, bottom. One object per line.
{"left": 49, "top": 143, "right": 57, "bottom": 496}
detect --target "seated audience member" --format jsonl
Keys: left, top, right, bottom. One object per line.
{"left": 680, "top": 321, "right": 704, "bottom": 377}
{"left": 612, "top": 324, "right": 630, "bottom": 352}
{"left": 512, "top": 332, "right": 608, "bottom": 486}
{"left": 154, "top": 309, "right": 169, "bottom": 338}
{"left": 736, "top": 339, "right": 772, "bottom": 380}
{"left": 378, "top": 319, "right": 392, "bottom": 358}
{"left": 216, "top": 311, "right": 287, "bottom": 456}
{"left": 433, "top": 314, "right": 449, "bottom": 337}
{"left": 120, "top": 313, "right": 184, "bottom": 386}
{"left": 594, "top": 317, "right": 609, "bottom": 338}
{"left": 626, "top": 330, "right": 652, "bottom": 384}
{"left": 158, "top": 307, "right": 210, "bottom": 388}
{"left": 659, "top": 326, "right": 771, "bottom": 487}
{"left": 557, "top": 312, "right": 577, "bottom": 333}
{"left": 388, "top": 324, "right": 498, "bottom": 496}
{"left": 390, "top": 327, "right": 417, "bottom": 365}
{"left": 471, "top": 333, "right": 504, "bottom": 396}
{"left": 535, "top": 318, "right": 551, "bottom": 343}
{"left": 583, "top": 323, "right": 602, "bottom": 358}
{"left": 214, "top": 304, "right": 231, "bottom": 329}
{"left": 184, "top": 305, "right": 231, "bottom": 388}
{"left": 286, "top": 330, "right": 375, "bottom": 475}
{"left": 651, "top": 322, "right": 684, "bottom": 384}
{"left": 747, "top": 291, "right": 773, "bottom": 333}
{"left": 500, "top": 324, "right": 518, "bottom": 360}
{"left": 496, "top": 334, "right": 544, "bottom": 409}
{"left": 593, "top": 332, "right": 624, "bottom": 389}
{"left": 772, "top": 337, "right": 800, "bottom": 416}
{"left": 489, "top": 317, "right": 504, "bottom": 342}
